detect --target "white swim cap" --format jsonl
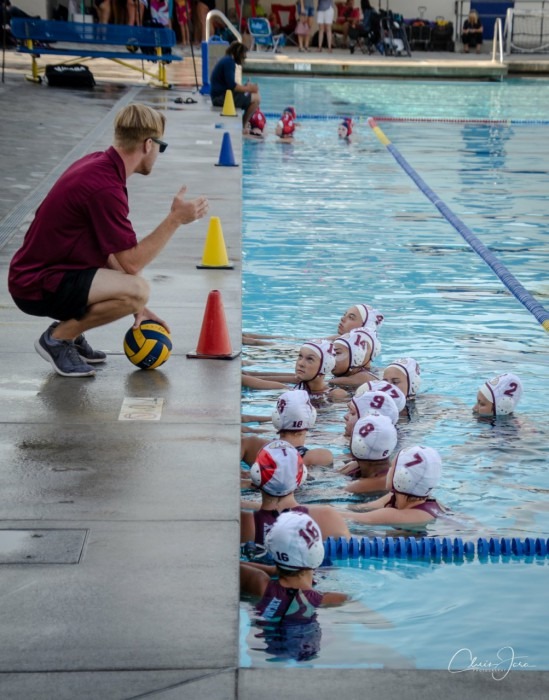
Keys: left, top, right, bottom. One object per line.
{"left": 352, "top": 391, "right": 399, "bottom": 425}
{"left": 302, "top": 340, "right": 336, "bottom": 378}
{"left": 392, "top": 445, "right": 442, "bottom": 497}
{"left": 385, "top": 358, "right": 421, "bottom": 398}
{"left": 265, "top": 511, "right": 325, "bottom": 570}
{"left": 251, "top": 440, "right": 308, "bottom": 496}
{"left": 479, "top": 373, "right": 523, "bottom": 416}
{"left": 355, "top": 304, "right": 385, "bottom": 330}
{"left": 353, "top": 327, "right": 381, "bottom": 361}
{"left": 350, "top": 414, "right": 398, "bottom": 461}
{"left": 355, "top": 380, "right": 406, "bottom": 413}
{"left": 334, "top": 330, "right": 367, "bottom": 371}
{"left": 272, "top": 390, "right": 317, "bottom": 431}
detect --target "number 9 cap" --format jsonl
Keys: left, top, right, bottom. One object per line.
{"left": 352, "top": 391, "right": 399, "bottom": 425}
{"left": 350, "top": 414, "right": 398, "bottom": 461}
{"left": 251, "top": 440, "right": 308, "bottom": 496}
{"left": 392, "top": 446, "right": 442, "bottom": 497}
{"left": 272, "top": 390, "right": 317, "bottom": 432}
{"left": 478, "top": 373, "right": 523, "bottom": 416}
{"left": 265, "top": 511, "right": 325, "bottom": 570}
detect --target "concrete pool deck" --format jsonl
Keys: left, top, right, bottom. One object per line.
{"left": 1, "top": 47, "right": 548, "bottom": 700}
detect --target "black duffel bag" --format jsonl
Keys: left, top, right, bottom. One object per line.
{"left": 45, "top": 64, "right": 96, "bottom": 88}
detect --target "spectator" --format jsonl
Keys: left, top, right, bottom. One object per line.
{"left": 461, "top": 9, "right": 483, "bottom": 53}
{"left": 333, "top": 0, "right": 359, "bottom": 48}
{"left": 316, "top": 0, "right": 334, "bottom": 52}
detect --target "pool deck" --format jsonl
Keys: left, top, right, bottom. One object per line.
{"left": 1, "top": 46, "right": 548, "bottom": 700}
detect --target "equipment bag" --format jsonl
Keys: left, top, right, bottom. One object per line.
{"left": 45, "top": 64, "right": 96, "bottom": 88}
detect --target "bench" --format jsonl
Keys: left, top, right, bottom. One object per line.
{"left": 11, "top": 18, "right": 182, "bottom": 89}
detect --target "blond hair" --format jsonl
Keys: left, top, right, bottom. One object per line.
{"left": 114, "top": 103, "right": 166, "bottom": 151}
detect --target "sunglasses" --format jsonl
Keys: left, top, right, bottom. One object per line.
{"left": 150, "top": 136, "right": 168, "bottom": 153}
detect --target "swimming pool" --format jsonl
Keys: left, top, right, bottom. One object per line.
{"left": 240, "top": 76, "right": 549, "bottom": 669}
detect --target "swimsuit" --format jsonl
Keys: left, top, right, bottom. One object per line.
{"left": 257, "top": 579, "right": 323, "bottom": 623}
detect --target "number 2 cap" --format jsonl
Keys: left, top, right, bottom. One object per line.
{"left": 265, "top": 511, "right": 325, "bottom": 570}
{"left": 392, "top": 445, "right": 442, "bottom": 497}
{"left": 350, "top": 414, "right": 398, "bottom": 461}
{"left": 478, "top": 373, "right": 523, "bottom": 416}
{"left": 251, "top": 440, "right": 308, "bottom": 496}
{"left": 272, "top": 390, "right": 317, "bottom": 432}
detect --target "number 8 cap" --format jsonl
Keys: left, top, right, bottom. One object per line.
{"left": 392, "top": 445, "right": 442, "bottom": 497}
{"left": 350, "top": 414, "right": 398, "bottom": 461}
{"left": 265, "top": 511, "right": 325, "bottom": 570}
{"left": 352, "top": 391, "right": 399, "bottom": 425}
{"left": 479, "top": 373, "right": 523, "bottom": 416}
{"left": 251, "top": 440, "right": 308, "bottom": 496}
{"left": 272, "top": 390, "right": 317, "bottom": 431}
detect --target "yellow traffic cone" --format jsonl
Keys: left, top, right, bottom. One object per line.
{"left": 221, "top": 89, "right": 237, "bottom": 117}
{"left": 196, "top": 216, "right": 234, "bottom": 269}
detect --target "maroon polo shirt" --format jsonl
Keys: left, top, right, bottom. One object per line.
{"left": 8, "top": 147, "right": 138, "bottom": 301}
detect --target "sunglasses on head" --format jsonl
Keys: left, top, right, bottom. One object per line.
{"left": 150, "top": 136, "right": 168, "bottom": 153}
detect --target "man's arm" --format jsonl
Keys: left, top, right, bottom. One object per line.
{"left": 113, "top": 186, "right": 208, "bottom": 275}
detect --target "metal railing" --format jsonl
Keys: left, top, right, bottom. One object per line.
{"left": 492, "top": 17, "right": 504, "bottom": 61}
{"left": 205, "top": 10, "right": 241, "bottom": 43}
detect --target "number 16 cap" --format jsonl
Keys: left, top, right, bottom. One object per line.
{"left": 392, "top": 445, "right": 442, "bottom": 497}
{"left": 265, "top": 511, "right": 325, "bottom": 570}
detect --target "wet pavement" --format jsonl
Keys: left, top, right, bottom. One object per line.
{"left": 1, "top": 47, "right": 548, "bottom": 700}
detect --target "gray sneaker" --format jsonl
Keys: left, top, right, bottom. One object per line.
{"left": 35, "top": 328, "right": 96, "bottom": 377}
{"left": 49, "top": 322, "right": 106, "bottom": 364}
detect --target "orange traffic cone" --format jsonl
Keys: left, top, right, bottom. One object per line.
{"left": 186, "top": 290, "right": 240, "bottom": 360}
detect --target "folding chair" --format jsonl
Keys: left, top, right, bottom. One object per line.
{"left": 270, "top": 3, "right": 298, "bottom": 46}
{"left": 247, "top": 17, "right": 286, "bottom": 52}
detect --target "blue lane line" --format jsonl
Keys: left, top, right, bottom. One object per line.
{"left": 384, "top": 141, "right": 549, "bottom": 329}
{"left": 263, "top": 113, "right": 549, "bottom": 125}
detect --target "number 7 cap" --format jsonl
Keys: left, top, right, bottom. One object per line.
{"left": 392, "top": 445, "right": 442, "bottom": 497}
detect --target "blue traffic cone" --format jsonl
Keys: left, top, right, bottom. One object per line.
{"left": 215, "top": 132, "right": 239, "bottom": 167}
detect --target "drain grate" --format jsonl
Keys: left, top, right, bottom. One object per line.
{"left": 0, "top": 529, "right": 88, "bottom": 564}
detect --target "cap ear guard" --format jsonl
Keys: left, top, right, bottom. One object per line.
{"left": 480, "top": 373, "right": 523, "bottom": 415}
{"left": 303, "top": 340, "right": 336, "bottom": 378}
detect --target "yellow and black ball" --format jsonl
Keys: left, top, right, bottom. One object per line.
{"left": 123, "top": 322, "right": 172, "bottom": 370}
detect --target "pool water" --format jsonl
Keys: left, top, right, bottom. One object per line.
{"left": 240, "top": 76, "right": 549, "bottom": 668}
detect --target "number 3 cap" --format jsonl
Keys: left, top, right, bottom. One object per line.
{"left": 392, "top": 445, "right": 442, "bottom": 497}
{"left": 251, "top": 440, "right": 308, "bottom": 496}
{"left": 271, "top": 390, "right": 317, "bottom": 432}
{"left": 350, "top": 414, "right": 398, "bottom": 461}
{"left": 265, "top": 511, "right": 325, "bottom": 570}
{"left": 478, "top": 373, "right": 523, "bottom": 416}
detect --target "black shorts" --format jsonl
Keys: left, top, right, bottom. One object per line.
{"left": 12, "top": 268, "right": 98, "bottom": 321}
{"left": 212, "top": 90, "right": 252, "bottom": 111}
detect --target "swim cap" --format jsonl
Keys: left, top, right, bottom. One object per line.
{"left": 355, "top": 380, "right": 406, "bottom": 413}
{"left": 265, "top": 511, "right": 325, "bottom": 570}
{"left": 334, "top": 330, "right": 368, "bottom": 371}
{"left": 249, "top": 108, "right": 266, "bottom": 135}
{"left": 272, "top": 390, "right": 317, "bottom": 431}
{"left": 250, "top": 440, "right": 308, "bottom": 496}
{"left": 384, "top": 358, "right": 421, "bottom": 398}
{"left": 352, "top": 391, "right": 399, "bottom": 425}
{"left": 277, "top": 112, "right": 295, "bottom": 137}
{"left": 284, "top": 106, "right": 297, "bottom": 121}
{"left": 301, "top": 340, "right": 336, "bottom": 378}
{"left": 353, "top": 328, "right": 381, "bottom": 362}
{"left": 355, "top": 304, "right": 384, "bottom": 330}
{"left": 350, "top": 414, "right": 398, "bottom": 461}
{"left": 479, "top": 373, "right": 523, "bottom": 416}
{"left": 392, "top": 446, "right": 442, "bottom": 497}
{"left": 338, "top": 117, "right": 353, "bottom": 138}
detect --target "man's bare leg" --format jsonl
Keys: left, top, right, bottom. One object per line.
{"left": 51, "top": 269, "right": 150, "bottom": 341}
